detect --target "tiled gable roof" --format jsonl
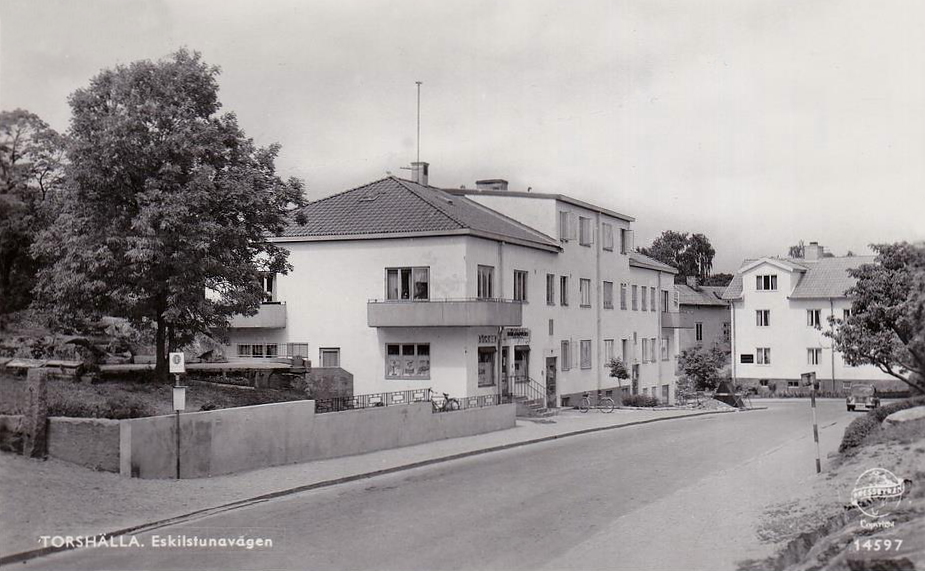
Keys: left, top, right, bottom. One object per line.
{"left": 676, "top": 284, "right": 729, "bottom": 306}
{"left": 629, "top": 252, "right": 679, "bottom": 274}
{"left": 722, "top": 256, "right": 875, "bottom": 300}
{"left": 278, "top": 177, "right": 560, "bottom": 251}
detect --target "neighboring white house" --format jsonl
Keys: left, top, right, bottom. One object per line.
{"left": 225, "top": 164, "right": 685, "bottom": 406}
{"left": 722, "top": 242, "right": 903, "bottom": 393}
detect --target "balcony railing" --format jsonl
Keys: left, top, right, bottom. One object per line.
{"left": 367, "top": 298, "right": 523, "bottom": 327}
{"left": 229, "top": 302, "right": 287, "bottom": 329}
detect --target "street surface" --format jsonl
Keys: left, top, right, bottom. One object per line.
{"left": 28, "top": 400, "right": 855, "bottom": 571}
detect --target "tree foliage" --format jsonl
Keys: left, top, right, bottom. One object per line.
{"left": 32, "top": 49, "right": 305, "bottom": 379}
{"left": 825, "top": 242, "right": 925, "bottom": 393}
{"left": 677, "top": 345, "right": 727, "bottom": 391}
{"left": 788, "top": 240, "right": 805, "bottom": 259}
{"left": 0, "top": 110, "right": 66, "bottom": 318}
{"left": 701, "top": 273, "right": 733, "bottom": 287}
{"left": 639, "top": 230, "right": 716, "bottom": 282}
{"left": 606, "top": 357, "right": 629, "bottom": 387}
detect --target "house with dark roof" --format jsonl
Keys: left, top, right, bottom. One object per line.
{"left": 722, "top": 242, "right": 902, "bottom": 394}
{"left": 226, "top": 165, "right": 686, "bottom": 407}
{"left": 675, "top": 281, "right": 730, "bottom": 355}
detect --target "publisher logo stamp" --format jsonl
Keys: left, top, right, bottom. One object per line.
{"left": 851, "top": 468, "right": 904, "bottom": 519}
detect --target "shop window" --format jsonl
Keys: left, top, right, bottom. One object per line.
{"left": 385, "top": 343, "right": 430, "bottom": 379}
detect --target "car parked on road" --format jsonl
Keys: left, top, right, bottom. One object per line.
{"left": 846, "top": 385, "right": 880, "bottom": 411}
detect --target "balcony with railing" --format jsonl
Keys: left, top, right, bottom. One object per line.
{"left": 661, "top": 310, "right": 694, "bottom": 329}
{"left": 367, "top": 298, "right": 523, "bottom": 327}
{"left": 229, "top": 302, "right": 287, "bottom": 329}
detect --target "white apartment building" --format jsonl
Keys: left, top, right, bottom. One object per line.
{"left": 722, "top": 242, "right": 902, "bottom": 393}
{"left": 225, "top": 165, "right": 685, "bottom": 406}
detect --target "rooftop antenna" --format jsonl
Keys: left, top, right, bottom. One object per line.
{"left": 415, "top": 81, "right": 422, "bottom": 164}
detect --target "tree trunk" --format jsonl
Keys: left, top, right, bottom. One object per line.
{"left": 154, "top": 313, "right": 167, "bottom": 382}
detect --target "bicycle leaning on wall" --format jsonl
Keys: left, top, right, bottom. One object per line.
{"left": 578, "top": 392, "right": 615, "bottom": 413}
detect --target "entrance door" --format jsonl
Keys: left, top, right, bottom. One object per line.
{"left": 514, "top": 346, "right": 530, "bottom": 382}
{"left": 545, "top": 357, "right": 557, "bottom": 408}
{"left": 500, "top": 346, "right": 510, "bottom": 398}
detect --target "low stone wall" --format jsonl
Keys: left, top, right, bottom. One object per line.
{"left": 0, "top": 414, "right": 120, "bottom": 472}
{"left": 122, "top": 400, "right": 515, "bottom": 479}
{"left": 48, "top": 417, "right": 121, "bottom": 472}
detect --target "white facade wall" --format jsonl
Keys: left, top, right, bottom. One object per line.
{"left": 731, "top": 260, "right": 893, "bottom": 389}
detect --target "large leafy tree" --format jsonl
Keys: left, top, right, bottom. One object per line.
{"left": 0, "top": 110, "right": 66, "bottom": 319}
{"left": 825, "top": 242, "right": 925, "bottom": 393}
{"left": 33, "top": 49, "right": 305, "bottom": 380}
{"left": 639, "top": 230, "right": 716, "bottom": 283}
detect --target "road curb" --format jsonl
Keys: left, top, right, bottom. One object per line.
{"left": 0, "top": 406, "right": 754, "bottom": 566}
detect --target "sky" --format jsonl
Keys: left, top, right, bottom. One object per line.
{"left": 2, "top": 0, "right": 923, "bottom": 273}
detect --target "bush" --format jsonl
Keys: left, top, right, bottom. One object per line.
{"left": 621, "top": 394, "right": 660, "bottom": 407}
{"left": 839, "top": 395, "right": 925, "bottom": 453}
{"left": 47, "top": 394, "right": 154, "bottom": 419}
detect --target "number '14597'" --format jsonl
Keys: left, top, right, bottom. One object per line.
{"left": 853, "top": 539, "right": 902, "bottom": 552}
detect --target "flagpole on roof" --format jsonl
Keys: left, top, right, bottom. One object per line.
{"left": 416, "top": 81, "right": 422, "bottom": 165}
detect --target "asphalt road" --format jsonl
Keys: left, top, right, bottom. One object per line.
{"left": 28, "top": 400, "right": 856, "bottom": 571}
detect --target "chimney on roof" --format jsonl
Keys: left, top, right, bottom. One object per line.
{"left": 805, "top": 241, "right": 824, "bottom": 261}
{"left": 475, "top": 179, "right": 509, "bottom": 191}
{"left": 410, "top": 162, "right": 429, "bottom": 186}
{"left": 686, "top": 276, "right": 699, "bottom": 290}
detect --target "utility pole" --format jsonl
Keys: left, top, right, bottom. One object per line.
{"left": 415, "top": 81, "right": 422, "bottom": 165}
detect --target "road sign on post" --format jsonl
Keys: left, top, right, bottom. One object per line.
{"left": 169, "top": 352, "right": 186, "bottom": 374}
{"left": 802, "top": 372, "right": 821, "bottom": 474}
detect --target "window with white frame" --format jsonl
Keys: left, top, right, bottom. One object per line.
{"left": 650, "top": 337, "right": 656, "bottom": 362}
{"left": 632, "top": 285, "right": 638, "bottom": 310}
{"left": 620, "top": 229, "right": 629, "bottom": 254}
{"left": 558, "top": 211, "right": 569, "bottom": 242}
{"left": 641, "top": 338, "right": 648, "bottom": 363}
{"left": 385, "top": 344, "right": 430, "bottom": 379}
{"left": 287, "top": 343, "right": 309, "bottom": 358}
{"left": 620, "top": 283, "right": 627, "bottom": 310}
{"left": 756, "top": 275, "right": 778, "bottom": 291}
{"left": 621, "top": 339, "right": 629, "bottom": 363}
{"left": 560, "top": 276, "right": 569, "bottom": 306}
{"left": 756, "top": 347, "right": 771, "bottom": 365}
{"left": 237, "top": 343, "right": 278, "bottom": 358}
{"left": 695, "top": 322, "right": 703, "bottom": 341}
{"left": 807, "top": 348, "right": 822, "bottom": 365}
{"left": 386, "top": 267, "right": 430, "bottom": 300}
{"left": 561, "top": 341, "right": 571, "bottom": 371}
{"left": 477, "top": 265, "right": 494, "bottom": 299}
{"left": 602, "top": 223, "right": 614, "bottom": 251}
{"left": 546, "top": 274, "right": 555, "bottom": 305}
{"left": 603, "top": 281, "right": 614, "bottom": 309}
{"left": 548, "top": 319, "right": 554, "bottom": 336}
{"left": 604, "top": 339, "right": 614, "bottom": 362}
{"left": 579, "top": 217, "right": 592, "bottom": 246}
{"left": 661, "top": 337, "right": 669, "bottom": 361}
{"left": 722, "top": 322, "right": 730, "bottom": 343}
{"left": 641, "top": 287, "right": 647, "bottom": 311}
{"left": 843, "top": 308, "right": 851, "bottom": 320}
{"left": 661, "top": 290, "right": 669, "bottom": 312}
{"left": 650, "top": 287, "right": 656, "bottom": 312}
{"left": 580, "top": 340, "right": 592, "bottom": 369}
{"left": 261, "top": 273, "right": 276, "bottom": 302}
{"left": 514, "top": 270, "right": 528, "bottom": 302}
{"left": 807, "top": 309, "right": 822, "bottom": 328}
{"left": 756, "top": 310, "right": 770, "bottom": 327}
{"left": 842, "top": 381, "right": 852, "bottom": 391}
{"left": 319, "top": 347, "right": 340, "bottom": 367}
{"left": 580, "top": 278, "right": 591, "bottom": 307}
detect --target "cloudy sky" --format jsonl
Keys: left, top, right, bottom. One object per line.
{"left": 2, "top": 0, "right": 923, "bottom": 272}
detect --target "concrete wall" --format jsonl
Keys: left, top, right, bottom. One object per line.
{"left": 48, "top": 417, "right": 121, "bottom": 472}
{"left": 121, "top": 400, "right": 515, "bottom": 479}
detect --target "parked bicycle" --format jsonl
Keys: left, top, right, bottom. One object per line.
{"left": 432, "top": 392, "right": 461, "bottom": 413}
{"left": 578, "top": 392, "right": 615, "bottom": 413}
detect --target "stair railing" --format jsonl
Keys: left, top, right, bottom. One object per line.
{"left": 506, "top": 375, "right": 547, "bottom": 404}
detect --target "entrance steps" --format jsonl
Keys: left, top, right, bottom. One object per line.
{"left": 514, "top": 396, "right": 558, "bottom": 418}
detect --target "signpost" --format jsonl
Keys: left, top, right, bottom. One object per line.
{"left": 802, "top": 372, "right": 821, "bottom": 473}
{"left": 169, "top": 352, "right": 187, "bottom": 480}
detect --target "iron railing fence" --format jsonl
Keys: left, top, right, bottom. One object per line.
{"left": 315, "top": 388, "right": 431, "bottom": 414}
{"left": 431, "top": 392, "right": 502, "bottom": 413}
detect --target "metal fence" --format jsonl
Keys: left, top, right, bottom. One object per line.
{"left": 432, "top": 393, "right": 502, "bottom": 412}
{"left": 315, "top": 388, "right": 432, "bottom": 414}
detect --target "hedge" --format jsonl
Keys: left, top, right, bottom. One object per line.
{"left": 839, "top": 395, "right": 925, "bottom": 453}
